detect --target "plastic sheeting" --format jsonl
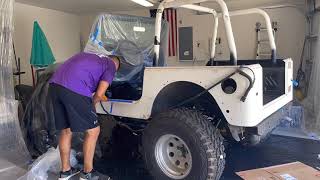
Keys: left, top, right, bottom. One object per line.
{"left": 303, "top": 20, "right": 320, "bottom": 135}
{"left": 278, "top": 105, "right": 304, "bottom": 129}
{"left": 84, "top": 14, "right": 169, "bottom": 83}
{"left": 20, "top": 65, "right": 60, "bottom": 156}
{"left": 0, "top": 0, "right": 30, "bottom": 178}
{"left": 18, "top": 148, "right": 78, "bottom": 180}
{"left": 21, "top": 64, "right": 103, "bottom": 158}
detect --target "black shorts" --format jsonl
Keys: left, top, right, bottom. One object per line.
{"left": 49, "top": 83, "right": 99, "bottom": 132}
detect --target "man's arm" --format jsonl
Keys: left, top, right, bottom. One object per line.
{"left": 93, "top": 81, "right": 109, "bottom": 106}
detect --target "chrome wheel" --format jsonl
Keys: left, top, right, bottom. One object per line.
{"left": 155, "top": 134, "right": 192, "bottom": 179}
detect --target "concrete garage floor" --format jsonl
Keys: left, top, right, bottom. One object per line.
{"left": 93, "top": 134, "right": 320, "bottom": 180}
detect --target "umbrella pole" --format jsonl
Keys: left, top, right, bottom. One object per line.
{"left": 31, "top": 66, "right": 35, "bottom": 88}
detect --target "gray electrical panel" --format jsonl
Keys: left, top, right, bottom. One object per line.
{"left": 179, "top": 27, "right": 193, "bottom": 61}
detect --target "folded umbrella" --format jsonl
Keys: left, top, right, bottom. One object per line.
{"left": 30, "top": 21, "right": 55, "bottom": 67}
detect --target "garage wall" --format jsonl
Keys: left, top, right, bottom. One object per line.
{"left": 313, "top": 1, "right": 320, "bottom": 33}
{"left": 14, "top": 2, "right": 81, "bottom": 86}
{"left": 174, "top": 7, "right": 306, "bottom": 76}
{"left": 316, "top": 0, "right": 320, "bottom": 9}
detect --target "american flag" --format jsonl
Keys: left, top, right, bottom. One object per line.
{"left": 150, "top": 8, "right": 177, "bottom": 57}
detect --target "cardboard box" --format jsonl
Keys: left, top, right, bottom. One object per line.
{"left": 236, "top": 162, "right": 320, "bottom": 180}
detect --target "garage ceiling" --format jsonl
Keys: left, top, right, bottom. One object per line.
{"left": 15, "top": 0, "right": 306, "bottom": 14}
{"left": 15, "top": 0, "right": 147, "bottom": 14}
{"left": 205, "top": 0, "right": 306, "bottom": 10}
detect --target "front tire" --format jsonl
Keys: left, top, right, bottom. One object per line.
{"left": 142, "top": 108, "right": 225, "bottom": 180}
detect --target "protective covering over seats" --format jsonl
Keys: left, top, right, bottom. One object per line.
{"left": 84, "top": 14, "right": 169, "bottom": 84}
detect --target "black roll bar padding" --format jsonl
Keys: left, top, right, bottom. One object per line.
{"left": 154, "top": 36, "right": 160, "bottom": 45}
{"left": 230, "top": 53, "right": 237, "bottom": 65}
{"left": 209, "top": 57, "right": 215, "bottom": 66}
{"left": 153, "top": 36, "right": 161, "bottom": 66}
{"left": 271, "top": 49, "right": 277, "bottom": 64}
{"left": 153, "top": 53, "right": 157, "bottom": 66}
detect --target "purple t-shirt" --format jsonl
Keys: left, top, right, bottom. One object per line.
{"left": 50, "top": 52, "right": 116, "bottom": 97}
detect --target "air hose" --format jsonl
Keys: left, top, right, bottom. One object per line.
{"left": 99, "top": 67, "right": 255, "bottom": 132}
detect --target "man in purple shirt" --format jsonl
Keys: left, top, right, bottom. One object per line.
{"left": 49, "top": 52, "right": 119, "bottom": 180}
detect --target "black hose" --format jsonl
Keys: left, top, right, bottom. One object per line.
{"left": 238, "top": 69, "right": 254, "bottom": 102}
{"left": 172, "top": 71, "right": 238, "bottom": 109}
{"left": 172, "top": 67, "right": 255, "bottom": 108}
{"left": 99, "top": 101, "right": 145, "bottom": 133}
{"left": 99, "top": 67, "right": 255, "bottom": 132}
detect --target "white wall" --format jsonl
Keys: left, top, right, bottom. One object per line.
{"left": 316, "top": 0, "right": 320, "bottom": 9}
{"left": 175, "top": 7, "right": 306, "bottom": 76}
{"left": 14, "top": 2, "right": 81, "bottom": 85}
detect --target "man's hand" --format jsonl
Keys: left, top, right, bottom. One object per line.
{"left": 101, "top": 95, "right": 108, "bottom": 101}
{"left": 93, "top": 81, "right": 110, "bottom": 106}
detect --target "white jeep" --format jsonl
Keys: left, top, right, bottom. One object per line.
{"left": 93, "top": 0, "right": 293, "bottom": 179}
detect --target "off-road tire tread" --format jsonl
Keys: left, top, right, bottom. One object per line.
{"left": 144, "top": 108, "right": 225, "bottom": 180}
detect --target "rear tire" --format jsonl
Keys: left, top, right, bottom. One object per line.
{"left": 142, "top": 108, "right": 225, "bottom": 180}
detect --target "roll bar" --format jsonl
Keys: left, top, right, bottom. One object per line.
{"left": 228, "top": 8, "right": 277, "bottom": 64}
{"left": 154, "top": 0, "right": 237, "bottom": 66}
{"left": 181, "top": 4, "right": 277, "bottom": 64}
{"left": 154, "top": 1, "right": 277, "bottom": 66}
{"left": 180, "top": 5, "right": 219, "bottom": 63}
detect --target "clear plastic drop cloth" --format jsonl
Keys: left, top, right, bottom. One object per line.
{"left": 20, "top": 64, "right": 103, "bottom": 158}
{"left": 303, "top": 21, "right": 320, "bottom": 136}
{"left": 84, "top": 14, "right": 169, "bottom": 84}
{"left": 20, "top": 64, "right": 60, "bottom": 156}
{"left": 18, "top": 147, "right": 78, "bottom": 180}
{"left": 0, "top": 0, "right": 31, "bottom": 179}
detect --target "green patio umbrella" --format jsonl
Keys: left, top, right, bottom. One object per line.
{"left": 30, "top": 21, "right": 55, "bottom": 67}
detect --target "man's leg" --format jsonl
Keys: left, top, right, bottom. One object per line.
{"left": 59, "top": 128, "right": 73, "bottom": 172}
{"left": 83, "top": 126, "right": 101, "bottom": 173}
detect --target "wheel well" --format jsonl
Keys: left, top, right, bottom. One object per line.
{"left": 151, "top": 81, "right": 226, "bottom": 123}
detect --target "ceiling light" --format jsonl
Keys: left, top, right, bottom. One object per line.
{"left": 131, "top": 0, "right": 154, "bottom": 7}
